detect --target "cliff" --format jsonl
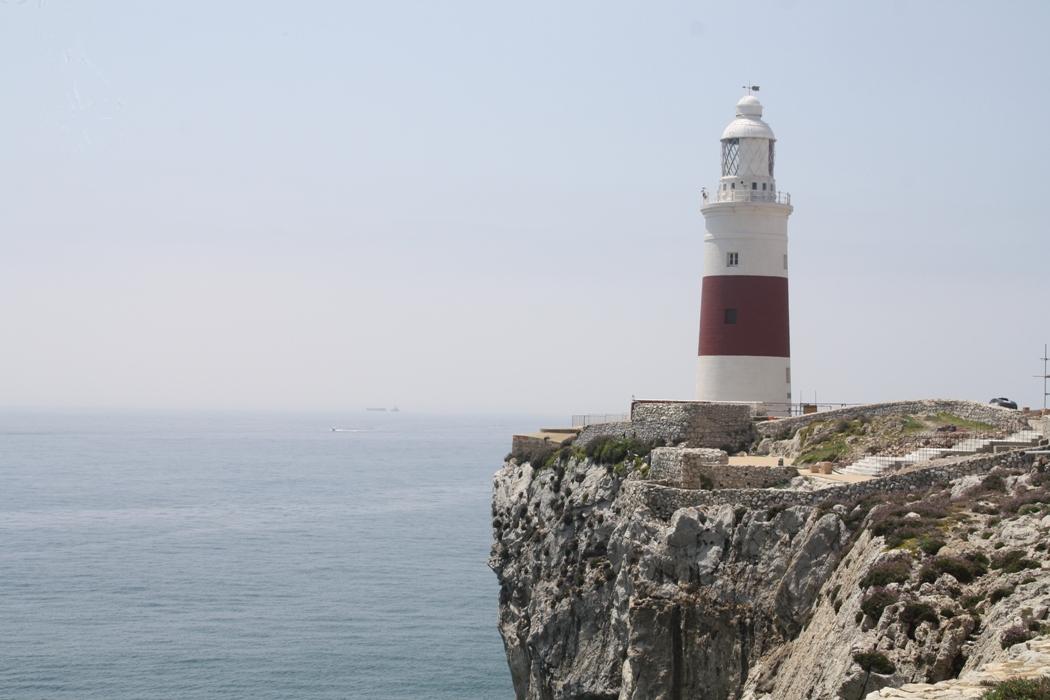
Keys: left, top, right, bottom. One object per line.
{"left": 490, "top": 433, "right": 1050, "bottom": 699}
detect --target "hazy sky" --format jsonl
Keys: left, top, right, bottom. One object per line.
{"left": 2, "top": 1, "right": 1048, "bottom": 414}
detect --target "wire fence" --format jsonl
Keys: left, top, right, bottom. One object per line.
{"left": 571, "top": 413, "right": 629, "bottom": 428}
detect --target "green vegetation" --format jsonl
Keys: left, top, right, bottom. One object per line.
{"left": 929, "top": 412, "right": 996, "bottom": 432}
{"left": 920, "top": 553, "right": 988, "bottom": 584}
{"left": 797, "top": 435, "right": 850, "bottom": 464}
{"left": 585, "top": 436, "right": 662, "bottom": 466}
{"left": 991, "top": 550, "right": 1041, "bottom": 574}
{"left": 870, "top": 498, "right": 952, "bottom": 549}
{"left": 981, "top": 676, "right": 1050, "bottom": 699}
{"left": 796, "top": 419, "right": 868, "bottom": 464}
{"left": 989, "top": 585, "right": 1016, "bottom": 605}
{"left": 902, "top": 415, "right": 925, "bottom": 433}
{"left": 860, "top": 559, "right": 912, "bottom": 588}
{"left": 852, "top": 650, "right": 896, "bottom": 675}
{"left": 860, "top": 587, "right": 899, "bottom": 621}
{"left": 900, "top": 601, "right": 939, "bottom": 637}
{"left": 982, "top": 473, "right": 1008, "bottom": 492}
{"left": 1000, "top": 623, "right": 1035, "bottom": 649}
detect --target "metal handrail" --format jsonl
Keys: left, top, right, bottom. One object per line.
{"left": 701, "top": 189, "right": 791, "bottom": 206}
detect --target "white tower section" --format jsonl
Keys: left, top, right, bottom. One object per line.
{"left": 697, "top": 95, "right": 793, "bottom": 416}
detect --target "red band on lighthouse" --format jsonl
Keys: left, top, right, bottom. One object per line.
{"left": 698, "top": 276, "right": 790, "bottom": 357}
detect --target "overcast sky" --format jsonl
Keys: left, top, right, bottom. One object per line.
{"left": 2, "top": 0, "right": 1047, "bottom": 415}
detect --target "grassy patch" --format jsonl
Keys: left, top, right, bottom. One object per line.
{"left": 797, "top": 435, "right": 850, "bottom": 464}
{"left": 902, "top": 415, "right": 925, "bottom": 433}
{"left": 930, "top": 412, "right": 996, "bottom": 432}
{"left": 981, "top": 676, "right": 1050, "bottom": 699}
{"left": 585, "top": 436, "right": 662, "bottom": 466}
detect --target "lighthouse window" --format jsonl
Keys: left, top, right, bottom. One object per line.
{"left": 724, "top": 308, "right": 737, "bottom": 324}
{"left": 721, "top": 138, "right": 740, "bottom": 176}
{"left": 751, "top": 182, "right": 757, "bottom": 190}
{"left": 762, "top": 183, "right": 767, "bottom": 191}
{"left": 726, "top": 252, "right": 739, "bottom": 267}
{"left": 783, "top": 254, "right": 788, "bottom": 270}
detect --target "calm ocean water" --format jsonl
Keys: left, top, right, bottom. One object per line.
{"left": 0, "top": 411, "right": 551, "bottom": 699}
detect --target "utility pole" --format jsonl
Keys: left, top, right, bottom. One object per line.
{"left": 1036, "top": 344, "right": 1049, "bottom": 412}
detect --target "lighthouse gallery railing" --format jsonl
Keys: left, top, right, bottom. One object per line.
{"left": 702, "top": 190, "right": 791, "bottom": 205}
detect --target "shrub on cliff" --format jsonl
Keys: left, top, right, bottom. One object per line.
{"left": 511, "top": 442, "right": 557, "bottom": 468}
{"left": 981, "top": 676, "right": 1050, "bottom": 699}
{"left": 1000, "top": 623, "right": 1034, "bottom": 649}
{"left": 852, "top": 650, "right": 895, "bottom": 675}
{"left": 584, "top": 436, "right": 661, "bottom": 466}
{"left": 923, "top": 554, "right": 988, "bottom": 583}
{"left": 860, "top": 559, "right": 912, "bottom": 588}
{"left": 899, "top": 601, "right": 939, "bottom": 638}
{"left": 991, "top": 549, "right": 1041, "bottom": 574}
{"left": 860, "top": 587, "right": 899, "bottom": 621}
{"left": 869, "top": 497, "right": 951, "bottom": 549}
{"left": 988, "top": 585, "right": 1015, "bottom": 605}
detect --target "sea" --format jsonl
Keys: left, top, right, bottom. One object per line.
{"left": 0, "top": 410, "right": 554, "bottom": 699}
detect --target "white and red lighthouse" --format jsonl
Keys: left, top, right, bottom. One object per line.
{"left": 697, "top": 93, "right": 793, "bottom": 415}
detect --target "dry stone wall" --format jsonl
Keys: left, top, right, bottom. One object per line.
{"left": 624, "top": 449, "right": 1035, "bottom": 521}
{"left": 649, "top": 447, "right": 797, "bottom": 490}
{"left": 756, "top": 400, "right": 1026, "bottom": 441}
{"left": 576, "top": 401, "right": 754, "bottom": 453}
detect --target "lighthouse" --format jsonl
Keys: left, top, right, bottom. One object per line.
{"left": 697, "top": 92, "right": 793, "bottom": 415}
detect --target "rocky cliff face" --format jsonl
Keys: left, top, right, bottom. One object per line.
{"left": 489, "top": 451, "right": 1050, "bottom": 700}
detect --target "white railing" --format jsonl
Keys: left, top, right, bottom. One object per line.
{"left": 701, "top": 189, "right": 791, "bottom": 206}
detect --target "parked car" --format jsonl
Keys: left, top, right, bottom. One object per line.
{"left": 990, "top": 397, "right": 1018, "bottom": 409}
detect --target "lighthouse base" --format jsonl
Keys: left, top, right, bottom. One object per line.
{"left": 696, "top": 355, "right": 791, "bottom": 417}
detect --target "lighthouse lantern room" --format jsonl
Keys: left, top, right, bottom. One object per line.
{"left": 697, "top": 91, "right": 793, "bottom": 416}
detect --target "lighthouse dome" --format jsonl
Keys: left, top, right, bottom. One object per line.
{"left": 721, "top": 95, "right": 775, "bottom": 140}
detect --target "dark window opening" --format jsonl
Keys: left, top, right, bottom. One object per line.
{"left": 721, "top": 138, "right": 740, "bottom": 176}
{"left": 751, "top": 182, "right": 757, "bottom": 190}
{"left": 724, "top": 308, "right": 737, "bottom": 324}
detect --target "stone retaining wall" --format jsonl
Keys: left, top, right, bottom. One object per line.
{"left": 623, "top": 449, "right": 1035, "bottom": 521}
{"left": 756, "top": 399, "right": 1026, "bottom": 441}
{"left": 511, "top": 434, "right": 555, "bottom": 456}
{"left": 649, "top": 447, "right": 797, "bottom": 490}
{"left": 576, "top": 401, "right": 754, "bottom": 453}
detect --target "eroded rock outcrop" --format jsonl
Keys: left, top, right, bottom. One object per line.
{"left": 490, "top": 449, "right": 1050, "bottom": 700}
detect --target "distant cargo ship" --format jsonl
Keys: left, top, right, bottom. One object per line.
{"left": 365, "top": 406, "right": 401, "bottom": 412}
{"left": 365, "top": 407, "right": 387, "bottom": 412}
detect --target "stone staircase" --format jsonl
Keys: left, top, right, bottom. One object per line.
{"left": 838, "top": 423, "right": 1046, "bottom": 478}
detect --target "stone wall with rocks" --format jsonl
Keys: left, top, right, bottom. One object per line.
{"left": 756, "top": 399, "right": 1026, "bottom": 441}
{"left": 624, "top": 449, "right": 1036, "bottom": 521}
{"left": 649, "top": 447, "right": 797, "bottom": 490}
{"left": 511, "top": 434, "right": 554, "bottom": 456}
{"left": 1037, "top": 415, "right": 1050, "bottom": 439}
{"left": 575, "top": 401, "right": 754, "bottom": 453}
